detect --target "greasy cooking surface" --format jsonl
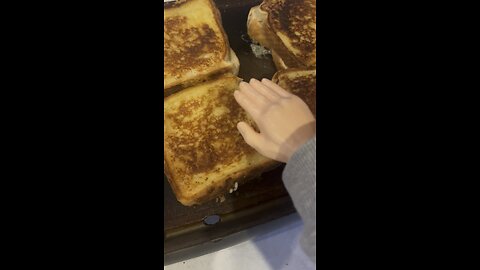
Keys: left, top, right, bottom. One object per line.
{"left": 262, "top": 0, "right": 316, "bottom": 67}
{"left": 218, "top": 1, "right": 276, "bottom": 80}
{"left": 164, "top": 164, "right": 288, "bottom": 230}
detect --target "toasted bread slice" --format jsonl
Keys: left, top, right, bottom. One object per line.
{"left": 273, "top": 68, "right": 316, "bottom": 115}
{"left": 247, "top": 0, "right": 316, "bottom": 70}
{"left": 271, "top": 49, "right": 288, "bottom": 70}
{"left": 164, "top": 75, "right": 278, "bottom": 206}
{"left": 164, "top": 0, "right": 239, "bottom": 93}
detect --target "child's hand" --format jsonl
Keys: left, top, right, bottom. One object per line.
{"left": 234, "top": 78, "right": 316, "bottom": 162}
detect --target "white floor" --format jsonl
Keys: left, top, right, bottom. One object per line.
{"left": 165, "top": 214, "right": 315, "bottom": 270}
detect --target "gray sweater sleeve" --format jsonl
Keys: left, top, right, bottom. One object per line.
{"left": 282, "top": 137, "right": 316, "bottom": 263}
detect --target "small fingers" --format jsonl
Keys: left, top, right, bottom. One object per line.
{"left": 239, "top": 81, "right": 269, "bottom": 106}
{"left": 238, "top": 122, "right": 280, "bottom": 161}
{"left": 249, "top": 78, "right": 280, "bottom": 101}
{"left": 261, "top": 79, "right": 292, "bottom": 98}
{"left": 237, "top": 122, "right": 263, "bottom": 150}
{"left": 234, "top": 90, "right": 261, "bottom": 118}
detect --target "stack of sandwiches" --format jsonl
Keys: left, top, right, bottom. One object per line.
{"left": 164, "top": 0, "right": 317, "bottom": 206}
{"left": 164, "top": 0, "right": 239, "bottom": 96}
{"left": 248, "top": 0, "right": 317, "bottom": 115}
{"left": 164, "top": 0, "right": 277, "bottom": 206}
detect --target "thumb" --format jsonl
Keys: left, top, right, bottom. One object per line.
{"left": 237, "top": 122, "right": 262, "bottom": 149}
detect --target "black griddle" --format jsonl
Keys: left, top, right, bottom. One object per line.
{"left": 164, "top": 0, "right": 296, "bottom": 265}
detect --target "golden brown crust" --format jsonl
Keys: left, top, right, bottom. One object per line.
{"left": 163, "top": 66, "right": 234, "bottom": 98}
{"left": 164, "top": 75, "right": 278, "bottom": 206}
{"left": 273, "top": 68, "right": 316, "bottom": 115}
{"left": 248, "top": 0, "right": 316, "bottom": 69}
{"left": 173, "top": 161, "right": 280, "bottom": 206}
{"left": 164, "top": 0, "right": 236, "bottom": 91}
{"left": 164, "top": 49, "right": 239, "bottom": 99}
{"left": 247, "top": 5, "right": 302, "bottom": 69}
{"left": 264, "top": 0, "right": 316, "bottom": 67}
{"left": 271, "top": 49, "right": 288, "bottom": 70}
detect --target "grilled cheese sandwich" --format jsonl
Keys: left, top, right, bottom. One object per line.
{"left": 273, "top": 68, "right": 316, "bottom": 115}
{"left": 164, "top": 75, "right": 278, "bottom": 206}
{"left": 247, "top": 0, "right": 316, "bottom": 70}
{"left": 164, "top": 0, "right": 239, "bottom": 95}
